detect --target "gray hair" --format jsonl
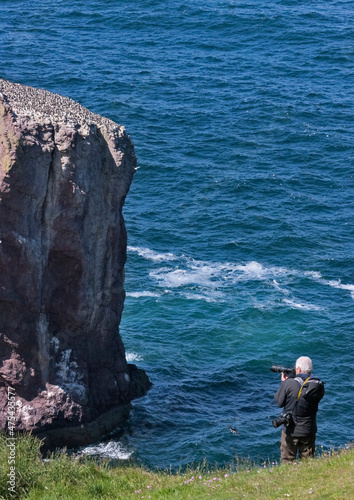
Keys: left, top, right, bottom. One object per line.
{"left": 296, "top": 356, "right": 313, "bottom": 374}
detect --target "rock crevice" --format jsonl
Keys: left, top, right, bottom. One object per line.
{"left": 0, "top": 80, "right": 151, "bottom": 446}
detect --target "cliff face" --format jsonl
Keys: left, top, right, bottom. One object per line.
{"left": 0, "top": 80, "right": 151, "bottom": 446}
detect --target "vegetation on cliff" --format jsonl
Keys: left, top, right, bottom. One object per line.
{"left": 0, "top": 434, "right": 353, "bottom": 499}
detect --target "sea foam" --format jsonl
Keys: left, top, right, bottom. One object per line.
{"left": 126, "top": 352, "right": 143, "bottom": 362}
{"left": 127, "top": 246, "right": 354, "bottom": 305}
{"left": 283, "top": 299, "right": 323, "bottom": 311}
{"left": 126, "top": 291, "right": 160, "bottom": 298}
{"left": 81, "top": 441, "right": 133, "bottom": 460}
{"left": 128, "top": 246, "right": 177, "bottom": 262}
{"left": 327, "top": 280, "right": 354, "bottom": 299}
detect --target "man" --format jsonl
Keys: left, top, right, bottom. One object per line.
{"left": 274, "top": 356, "right": 325, "bottom": 463}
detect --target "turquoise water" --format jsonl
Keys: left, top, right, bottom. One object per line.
{"left": 1, "top": 0, "right": 353, "bottom": 467}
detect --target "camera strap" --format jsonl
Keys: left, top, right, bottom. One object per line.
{"left": 296, "top": 376, "right": 311, "bottom": 402}
{"left": 289, "top": 376, "right": 311, "bottom": 423}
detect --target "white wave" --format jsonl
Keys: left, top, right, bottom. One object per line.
{"left": 283, "top": 299, "right": 323, "bottom": 311}
{"left": 233, "top": 261, "right": 269, "bottom": 279}
{"left": 126, "top": 352, "right": 143, "bottom": 362}
{"left": 150, "top": 259, "right": 289, "bottom": 291}
{"left": 308, "top": 274, "right": 354, "bottom": 300}
{"left": 327, "top": 280, "right": 354, "bottom": 299}
{"left": 183, "top": 292, "right": 221, "bottom": 303}
{"left": 272, "top": 280, "right": 290, "bottom": 294}
{"left": 253, "top": 298, "right": 323, "bottom": 312}
{"left": 150, "top": 265, "right": 218, "bottom": 288}
{"left": 231, "top": 261, "right": 289, "bottom": 281}
{"left": 128, "top": 246, "right": 177, "bottom": 262}
{"left": 130, "top": 245, "right": 354, "bottom": 302}
{"left": 126, "top": 291, "right": 160, "bottom": 298}
{"left": 81, "top": 441, "right": 133, "bottom": 460}
{"left": 304, "top": 270, "right": 323, "bottom": 279}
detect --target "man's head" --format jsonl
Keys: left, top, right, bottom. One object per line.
{"left": 295, "top": 356, "right": 313, "bottom": 374}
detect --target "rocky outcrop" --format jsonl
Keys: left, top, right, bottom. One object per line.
{"left": 0, "top": 79, "right": 151, "bottom": 447}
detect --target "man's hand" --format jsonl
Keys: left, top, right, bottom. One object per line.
{"left": 281, "top": 372, "right": 289, "bottom": 382}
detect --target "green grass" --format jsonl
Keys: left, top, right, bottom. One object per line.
{"left": 0, "top": 434, "right": 353, "bottom": 499}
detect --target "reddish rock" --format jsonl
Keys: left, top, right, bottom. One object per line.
{"left": 0, "top": 79, "right": 151, "bottom": 447}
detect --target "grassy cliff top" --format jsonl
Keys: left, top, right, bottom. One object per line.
{"left": 0, "top": 434, "right": 353, "bottom": 499}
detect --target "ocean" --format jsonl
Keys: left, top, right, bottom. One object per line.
{"left": 1, "top": 0, "right": 353, "bottom": 468}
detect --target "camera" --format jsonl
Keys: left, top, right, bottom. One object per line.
{"left": 272, "top": 412, "right": 293, "bottom": 428}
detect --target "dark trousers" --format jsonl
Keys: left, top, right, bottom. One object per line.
{"left": 280, "top": 430, "right": 316, "bottom": 463}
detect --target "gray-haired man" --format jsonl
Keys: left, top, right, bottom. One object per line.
{"left": 274, "top": 356, "right": 325, "bottom": 463}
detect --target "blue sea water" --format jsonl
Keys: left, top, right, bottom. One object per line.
{"left": 1, "top": 0, "right": 353, "bottom": 468}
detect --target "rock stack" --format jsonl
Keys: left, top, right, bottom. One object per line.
{"left": 0, "top": 79, "right": 151, "bottom": 447}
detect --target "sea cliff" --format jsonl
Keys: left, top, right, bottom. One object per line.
{"left": 0, "top": 79, "right": 151, "bottom": 447}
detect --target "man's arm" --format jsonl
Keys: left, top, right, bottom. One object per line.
{"left": 274, "top": 380, "right": 288, "bottom": 408}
